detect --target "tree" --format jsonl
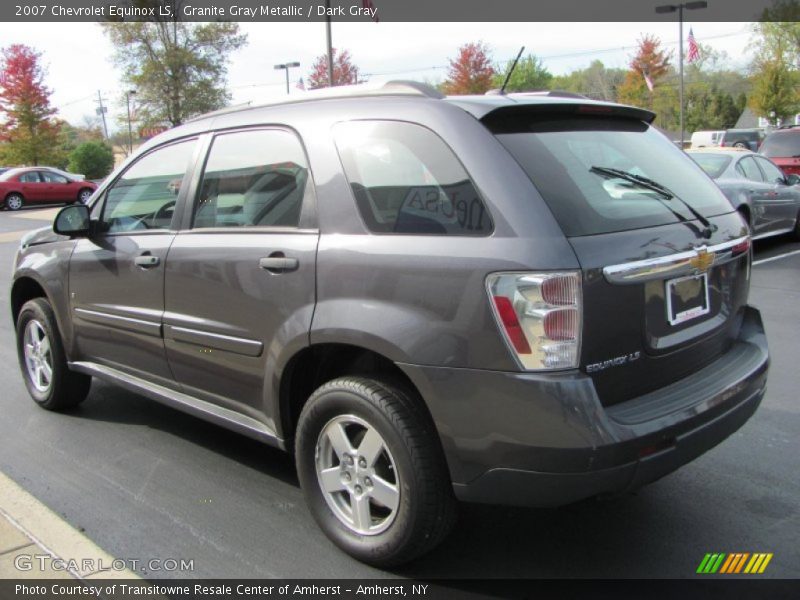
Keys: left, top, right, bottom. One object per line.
{"left": 618, "top": 35, "right": 672, "bottom": 110}
{"left": 749, "top": 58, "right": 799, "bottom": 125}
{"left": 492, "top": 54, "right": 552, "bottom": 92}
{"left": 550, "top": 60, "right": 627, "bottom": 101}
{"left": 0, "top": 44, "right": 62, "bottom": 166}
{"left": 307, "top": 48, "right": 360, "bottom": 89}
{"left": 442, "top": 42, "right": 495, "bottom": 95}
{"left": 102, "top": 20, "right": 246, "bottom": 127}
{"left": 68, "top": 141, "right": 114, "bottom": 179}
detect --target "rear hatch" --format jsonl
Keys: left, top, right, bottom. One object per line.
{"left": 487, "top": 105, "right": 751, "bottom": 406}
{"left": 761, "top": 130, "right": 800, "bottom": 176}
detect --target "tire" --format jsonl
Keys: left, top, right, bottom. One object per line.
{"left": 78, "top": 188, "right": 93, "bottom": 204}
{"left": 5, "top": 193, "right": 23, "bottom": 211}
{"left": 295, "top": 377, "right": 457, "bottom": 567}
{"left": 792, "top": 209, "right": 800, "bottom": 241}
{"left": 16, "top": 298, "right": 91, "bottom": 411}
{"left": 733, "top": 141, "right": 747, "bottom": 149}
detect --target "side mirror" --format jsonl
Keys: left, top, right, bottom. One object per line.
{"left": 786, "top": 174, "right": 800, "bottom": 186}
{"left": 53, "top": 204, "right": 91, "bottom": 237}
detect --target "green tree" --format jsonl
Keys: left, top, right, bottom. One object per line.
{"left": 68, "top": 141, "right": 114, "bottom": 180}
{"left": 749, "top": 58, "right": 799, "bottom": 125}
{"left": 492, "top": 54, "right": 552, "bottom": 92}
{"left": 102, "top": 19, "right": 247, "bottom": 127}
{"left": 0, "top": 44, "right": 62, "bottom": 166}
{"left": 550, "top": 60, "right": 627, "bottom": 101}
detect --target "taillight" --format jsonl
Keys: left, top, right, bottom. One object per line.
{"left": 487, "top": 272, "right": 582, "bottom": 370}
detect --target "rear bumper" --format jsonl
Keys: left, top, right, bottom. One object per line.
{"left": 399, "top": 306, "right": 769, "bottom": 507}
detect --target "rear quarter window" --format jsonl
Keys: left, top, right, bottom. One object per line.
{"left": 333, "top": 121, "right": 492, "bottom": 236}
{"left": 761, "top": 131, "right": 800, "bottom": 158}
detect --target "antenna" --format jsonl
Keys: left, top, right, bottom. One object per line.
{"left": 500, "top": 46, "right": 525, "bottom": 95}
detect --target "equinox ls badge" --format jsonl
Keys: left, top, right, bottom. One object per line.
{"left": 586, "top": 352, "right": 641, "bottom": 373}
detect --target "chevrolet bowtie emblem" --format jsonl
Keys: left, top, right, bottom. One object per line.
{"left": 690, "top": 248, "right": 714, "bottom": 272}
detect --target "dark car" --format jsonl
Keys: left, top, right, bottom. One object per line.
{"left": 688, "top": 148, "right": 800, "bottom": 240}
{"left": 10, "top": 82, "right": 768, "bottom": 566}
{"left": 759, "top": 127, "right": 800, "bottom": 176}
{"left": 0, "top": 167, "right": 97, "bottom": 210}
{"left": 720, "top": 128, "right": 766, "bottom": 151}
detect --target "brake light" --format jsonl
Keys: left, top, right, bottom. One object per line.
{"left": 487, "top": 272, "right": 582, "bottom": 370}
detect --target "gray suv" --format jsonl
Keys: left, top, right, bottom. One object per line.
{"left": 11, "top": 82, "right": 769, "bottom": 566}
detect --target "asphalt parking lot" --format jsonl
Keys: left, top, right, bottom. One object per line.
{"left": 0, "top": 205, "right": 797, "bottom": 580}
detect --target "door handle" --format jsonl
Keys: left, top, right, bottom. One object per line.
{"left": 259, "top": 254, "right": 298, "bottom": 273}
{"left": 134, "top": 255, "right": 160, "bottom": 268}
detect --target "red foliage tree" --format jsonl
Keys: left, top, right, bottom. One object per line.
{"left": 442, "top": 42, "right": 496, "bottom": 95}
{"left": 307, "top": 48, "right": 360, "bottom": 89}
{"left": 629, "top": 34, "right": 671, "bottom": 86}
{"left": 0, "top": 44, "right": 60, "bottom": 165}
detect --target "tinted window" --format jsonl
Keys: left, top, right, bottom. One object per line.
{"left": 334, "top": 121, "right": 492, "bottom": 235}
{"left": 193, "top": 129, "right": 307, "bottom": 229}
{"left": 688, "top": 153, "right": 731, "bottom": 179}
{"left": 101, "top": 139, "right": 197, "bottom": 234}
{"left": 19, "top": 172, "right": 40, "bottom": 183}
{"left": 755, "top": 156, "right": 787, "bottom": 183}
{"left": 736, "top": 157, "right": 764, "bottom": 182}
{"left": 494, "top": 117, "right": 733, "bottom": 237}
{"left": 761, "top": 131, "right": 800, "bottom": 157}
{"left": 40, "top": 171, "right": 68, "bottom": 184}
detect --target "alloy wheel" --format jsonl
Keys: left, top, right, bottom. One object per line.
{"left": 23, "top": 319, "right": 53, "bottom": 393}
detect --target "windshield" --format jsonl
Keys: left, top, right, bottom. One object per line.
{"left": 760, "top": 130, "right": 800, "bottom": 158}
{"left": 493, "top": 116, "right": 734, "bottom": 236}
{"left": 687, "top": 153, "right": 731, "bottom": 179}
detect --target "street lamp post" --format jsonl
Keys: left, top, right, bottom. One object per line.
{"left": 125, "top": 90, "right": 137, "bottom": 155}
{"left": 655, "top": 1, "right": 707, "bottom": 148}
{"left": 274, "top": 62, "right": 301, "bottom": 95}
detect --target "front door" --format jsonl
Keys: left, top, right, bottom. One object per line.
{"left": 163, "top": 128, "right": 318, "bottom": 424}
{"left": 69, "top": 138, "right": 200, "bottom": 384}
{"left": 754, "top": 156, "right": 799, "bottom": 232}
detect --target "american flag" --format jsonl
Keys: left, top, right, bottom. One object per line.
{"left": 687, "top": 28, "right": 700, "bottom": 63}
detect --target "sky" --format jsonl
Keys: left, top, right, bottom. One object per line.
{"left": 0, "top": 21, "right": 755, "bottom": 133}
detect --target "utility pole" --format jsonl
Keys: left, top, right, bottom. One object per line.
{"left": 126, "top": 90, "right": 137, "bottom": 155}
{"left": 95, "top": 90, "right": 109, "bottom": 139}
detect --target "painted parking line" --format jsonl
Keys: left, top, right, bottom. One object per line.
{"left": 753, "top": 249, "right": 800, "bottom": 266}
{"left": 0, "top": 471, "right": 141, "bottom": 580}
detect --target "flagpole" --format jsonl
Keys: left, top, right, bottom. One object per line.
{"left": 325, "top": 0, "right": 334, "bottom": 87}
{"left": 679, "top": 4, "right": 685, "bottom": 147}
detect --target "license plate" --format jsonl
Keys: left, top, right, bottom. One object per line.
{"left": 666, "top": 273, "right": 710, "bottom": 326}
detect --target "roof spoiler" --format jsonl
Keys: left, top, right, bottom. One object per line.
{"left": 480, "top": 101, "right": 656, "bottom": 130}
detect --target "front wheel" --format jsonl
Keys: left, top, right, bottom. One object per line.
{"left": 78, "top": 188, "right": 93, "bottom": 204}
{"left": 16, "top": 298, "right": 91, "bottom": 410}
{"left": 295, "top": 377, "right": 456, "bottom": 567}
{"left": 5, "top": 193, "right": 23, "bottom": 211}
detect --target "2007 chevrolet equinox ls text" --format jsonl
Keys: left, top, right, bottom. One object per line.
{"left": 11, "top": 82, "right": 769, "bottom": 566}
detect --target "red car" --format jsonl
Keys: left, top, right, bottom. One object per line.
{"left": 759, "top": 128, "right": 800, "bottom": 177}
{"left": 0, "top": 167, "right": 97, "bottom": 211}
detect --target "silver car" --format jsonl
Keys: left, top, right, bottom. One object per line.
{"left": 688, "top": 148, "right": 800, "bottom": 240}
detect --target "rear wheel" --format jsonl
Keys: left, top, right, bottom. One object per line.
{"left": 78, "top": 188, "right": 93, "bottom": 204}
{"left": 16, "top": 298, "right": 91, "bottom": 410}
{"left": 5, "top": 193, "right": 23, "bottom": 211}
{"left": 733, "top": 141, "right": 747, "bottom": 149}
{"left": 295, "top": 377, "right": 456, "bottom": 567}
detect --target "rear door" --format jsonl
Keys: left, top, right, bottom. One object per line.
{"left": 18, "top": 171, "right": 45, "bottom": 201}
{"left": 492, "top": 113, "right": 750, "bottom": 406}
{"left": 163, "top": 128, "right": 318, "bottom": 422}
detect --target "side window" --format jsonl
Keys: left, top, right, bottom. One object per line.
{"left": 193, "top": 129, "right": 308, "bottom": 229}
{"left": 755, "top": 157, "right": 786, "bottom": 184}
{"left": 736, "top": 157, "right": 764, "bottom": 182}
{"left": 333, "top": 121, "right": 493, "bottom": 235}
{"left": 101, "top": 139, "right": 197, "bottom": 234}
{"left": 41, "top": 172, "right": 68, "bottom": 184}
{"left": 19, "top": 172, "right": 40, "bottom": 183}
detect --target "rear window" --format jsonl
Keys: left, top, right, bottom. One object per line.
{"left": 687, "top": 153, "right": 731, "bottom": 179}
{"left": 493, "top": 116, "right": 733, "bottom": 237}
{"left": 760, "top": 130, "right": 800, "bottom": 158}
{"left": 334, "top": 120, "right": 492, "bottom": 235}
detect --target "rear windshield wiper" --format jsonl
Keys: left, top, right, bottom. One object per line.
{"left": 590, "top": 166, "right": 716, "bottom": 238}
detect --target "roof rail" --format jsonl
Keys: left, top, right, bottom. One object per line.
{"left": 185, "top": 80, "right": 444, "bottom": 124}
